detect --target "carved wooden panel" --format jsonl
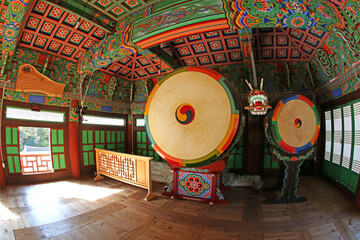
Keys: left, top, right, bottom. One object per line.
{"left": 16, "top": 64, "right": 65, "bottom": 97}
{"left": 94, "top": 149, "right": 156, "bottom": 201}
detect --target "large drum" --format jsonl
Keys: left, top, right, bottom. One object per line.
{"left": 145, "top": 67, "right": 244, "bottom": 167}
{"left": 264, "top": 95, "right": 320, "bottom": 154}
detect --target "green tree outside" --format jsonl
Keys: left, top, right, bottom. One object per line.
{"left": 19, "top": 127, "right": 50, "bottom": 152}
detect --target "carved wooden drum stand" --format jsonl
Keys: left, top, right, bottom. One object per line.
{"left": 264, "top": 95, "right": 320, "bottom": 203}
{"left": 145, "top": 67, "right": 244, "bottom": 204}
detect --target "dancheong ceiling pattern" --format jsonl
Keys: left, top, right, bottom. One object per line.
{"left": 160, "top": 28, "right": 329, "bottom": 67}
{"left": 0, "top": 0, "right": 359, "bottom": 86}
{"left": 82, "top": 0, "right": 154, "bottom": 21}
{"left": 0, "top": 0, "right": 6, "bottom": 36}
{"left": 95, "top": 27, "right": 328, "bottom": 79}
{"left": 19, "top": 0, "right": 110, "bottom": 62}
{"left": 99, "top": 52, "right": 169, "bottom": 80}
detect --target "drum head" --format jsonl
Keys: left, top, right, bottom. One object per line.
{"left": 145, "top": 67, "right": 240, "bottom": 167}
{"left": 271, "top": 95, "right": 320, "bottom": 154}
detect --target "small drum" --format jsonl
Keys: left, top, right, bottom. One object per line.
{"left": 145, "top": 67, "right": 244, "bottom": 167}
{"left": 264, "top": 95, "right": 320, "bottom": 154}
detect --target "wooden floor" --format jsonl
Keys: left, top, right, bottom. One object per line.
{"left": 0, "top": 175, "right": 359, "bottom": 240}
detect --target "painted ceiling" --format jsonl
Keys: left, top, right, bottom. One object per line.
{"left": 161, "top": 28, "right": 329, "bottom": 66}
{"left": 0, "top": 0, "right": 359, "bottom": 104}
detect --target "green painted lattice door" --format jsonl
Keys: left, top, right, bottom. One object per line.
{"left": 135, "top": 130, "right": 161, "bottom": 161}
{"left": 81, "top": 129, "right": 126, "bottom": 167}
{"left": 5, "top": 127, "right": 21, "bottom": 174}
{"left": 51, "top": 129, "right": 67, "bottom": 170}
{"left": 4, "top": 127, "right": 66, "bottom": 174}
{"left": 227, "top": 138, "right": 244, "bottom": 170}
{"left": 263, "top": 139, "right": 279, "bottom": 170}
{"left": 82, "top": 130, "right": 94, "bottom": 167}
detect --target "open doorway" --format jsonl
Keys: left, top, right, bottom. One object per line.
{"left": 19, "top": 127, "right": 53, "bottom": 175}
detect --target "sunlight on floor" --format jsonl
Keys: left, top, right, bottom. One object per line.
{"left": 59, "top": 181, "right": 124, "bottom": 201}
{"left": 26, "top": 181, "right": 124, "bottom": 204}
{"left": 0, "top": 203, "right": 18, "bottom": 220}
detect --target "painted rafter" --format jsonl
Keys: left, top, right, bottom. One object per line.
{"left": 1, "top": 0, "right": 32, "bottom": 73}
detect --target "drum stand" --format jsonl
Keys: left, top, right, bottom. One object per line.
{"left": 163, "top": 160, "right": 228, "bottom": 205}
{"left": 265, "top": 147, "right": 315, "bottom": 204}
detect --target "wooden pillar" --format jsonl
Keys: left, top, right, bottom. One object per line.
{"left": 0, "top": 88, "right": 5, "bottom": 185}
{"left": 246, "top": 115, "right": 264, "bottom": 175}
{"left": 355, "top": 168, "right": 360, "bottom": 209}
{"left": 69, "top": 100, "right": 81, "bottom": 178}
{"left": 0, "top": 151, "right": 5, "bottom": 186}
{"left": 128, "top": 113, "right": 133, "bottom": 154}
{"left": 356, "top": 180, "right": 360, "bottom": 209}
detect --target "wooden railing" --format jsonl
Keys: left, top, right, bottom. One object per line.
{"left": 94, "top": 149, "right": 156, "bottom": 201}
{"left": 20, "top": 153, "right": 53, "bottom": 174}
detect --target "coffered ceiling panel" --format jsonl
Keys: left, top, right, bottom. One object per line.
{"left": 18, "top": 0, "right": 110, "bottom": 62}
{"left": 160, "top": 28, "right": 329, "bottom": 68}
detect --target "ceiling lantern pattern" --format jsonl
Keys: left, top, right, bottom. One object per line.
{"left": 19, "top": 0, "right": 110, "bottom": 61}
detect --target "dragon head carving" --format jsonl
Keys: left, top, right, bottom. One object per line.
{"left": 244, "top": 78, "right": 271, "bottom": 115}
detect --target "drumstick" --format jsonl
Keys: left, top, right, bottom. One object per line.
{"left": 244, "top": 79, "right": 253, "bottom": 90}
{"left": 260, "top": 78, "right": 264, "bottom": 90}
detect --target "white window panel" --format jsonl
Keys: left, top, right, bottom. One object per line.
{"left": 343, "top": 106, "right": 352, "bottom": 131}
{"left": 82, "top": 115, "right": 125, "bottom": 126}
{"left": 342, "top": 144, "right": 351, "bottom": 169}
{"left": 6, "top": 107, "right": 64, "bottom": 123}
{"left": 342, "top": 106, "right": 352, "bottom": 169}
{"left": 333, "top": 142, "right": 342, "bottom": 165}
{"left": 332, "top": 108, "right": 342, "bottom": 165}
{"left": 325, "top": 111, "right": 332, "bottom": 161}
{"left": 136, "top": 118, "right": 145, "bottom": 127}
{"left": 352, "top": 102, "right": 360, "bottom": 173}
{"left": 353, "top": 145, "right": 360, "bottom": 173}
{"left": 325, "top": 110, "right": 332, "bottom": 131}
{"left": 325, "top": 141, "right": 332, "bottom": 161}
{"left": 333, "top": 108, "right": 342, "bottom": 132}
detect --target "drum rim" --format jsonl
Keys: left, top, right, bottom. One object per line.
{"left": 271, "top": 94, "right": 320, "bottom": 154}
{"left": 144, "top": 66, "right": 241, "bottom": 167}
